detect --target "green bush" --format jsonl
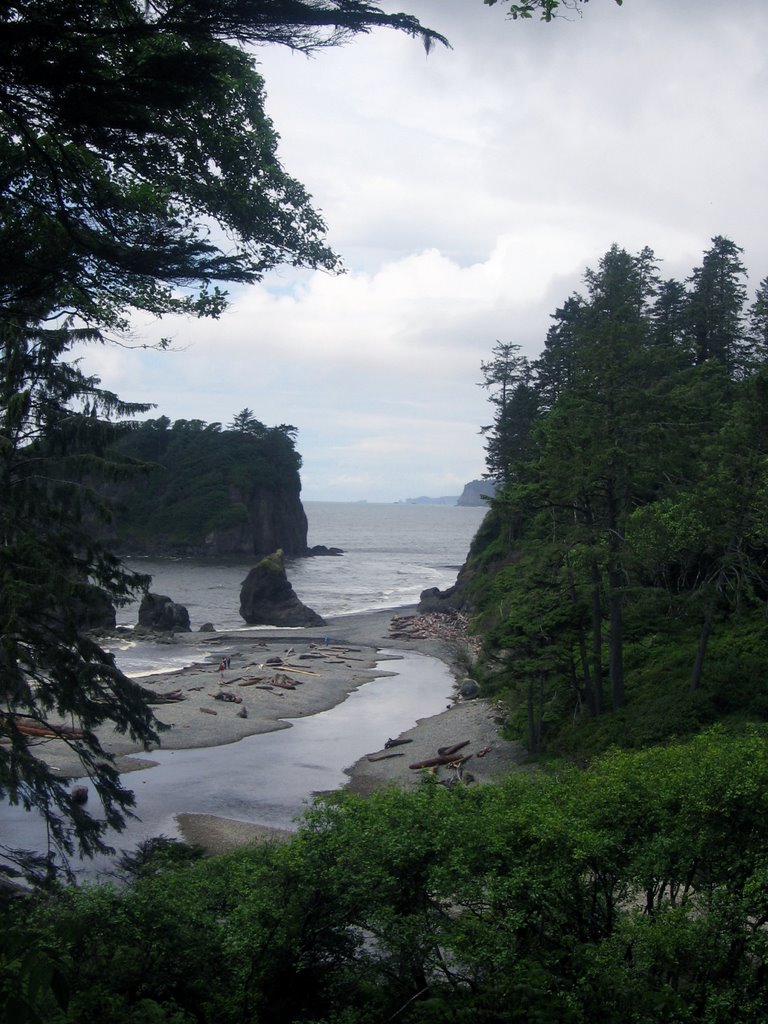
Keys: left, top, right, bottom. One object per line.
{"left": 9, "top": 730, "right": 768, "bottom": 1023}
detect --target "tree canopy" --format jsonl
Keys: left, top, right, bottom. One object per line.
{"left": 0, "top": 1, "right": 447, "bottom": 331}
{"left": 473, "top": 237, "right": 768, "bottom": 753}
{"left": 6, "top": 728, "right": 768, "bottom": 1022}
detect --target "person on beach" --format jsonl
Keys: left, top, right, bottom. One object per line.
{"left": 218, "top": 659, "right": 226, "bottom": 676}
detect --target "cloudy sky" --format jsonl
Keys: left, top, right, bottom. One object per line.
{"left": 79, "top": 0, "right": 768, "bottom": 502}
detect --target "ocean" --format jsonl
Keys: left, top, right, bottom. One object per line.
{"left": 114, "top": 499, "right": 487, "bottom": 626}
{"left": 110, "top": 501, "right": 487, "bottom": 674}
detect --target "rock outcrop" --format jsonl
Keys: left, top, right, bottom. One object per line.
{"left": 239, "top": 550, "right": 325, "bottom": 627}
{"left": 87, "top": 417, "right": 313, "bottom": 558}
{"left": 73, "top": 585, "right": 117, "bottom": 631}
{"left": 417, "top": 583, "right": 464, "bottom": 614}
{"left": 137, "top": 593, "right": 191, "bottom": 632}
{"left": 203, "top": 484, "right": 310, "bottom": 558}
{"left": 456, "top": 479, "right": 497, "bottom": 507}
{"left": 417, "top": 552, "right": 480, "bottom": 614}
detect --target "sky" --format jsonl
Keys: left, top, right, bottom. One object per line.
{"left": 78, "top": 0, "right": 768, "bottom": 502}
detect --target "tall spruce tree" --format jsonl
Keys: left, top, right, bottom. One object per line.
{"left": 478, "top": 342, "right": 539, "bottom": 485}
{"left": 686, "top": 235, "right": 749, "bottom": 374}
{"left": 0, "top": 320, "right": 162, "bottom": 872}
{"left": 536, "top": 245, "right": 662, "bottom": 710}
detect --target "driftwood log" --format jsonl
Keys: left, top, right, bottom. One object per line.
{"left": 409, "top": 753, "right": 472, "bottom": 770}
{"left": 437, "top": 740, "right": 470, "bottom": 757}
{"left": 143, "top": 688, "right": 187, "bottom": 705}
{"left": 271, "top": 674, "right": 300, "bottom": 690}
{"left": 1, "top": 714, "right": 86, "bottom": 740}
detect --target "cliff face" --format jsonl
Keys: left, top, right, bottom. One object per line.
{"left": 456, "top": 479, "right": 497, "bottom": 507}
{"left": 203, "top": 484, "right": 309, "bottom": 558}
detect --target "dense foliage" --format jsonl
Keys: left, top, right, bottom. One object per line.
{"left": 3, "top": 727, "right": 767, "bottom": 1023}
{"left": 470, "top": 238, "right": 768, "bottom": 756}
{"left": 99, "top": 414, "right": 305, "bottom": 553}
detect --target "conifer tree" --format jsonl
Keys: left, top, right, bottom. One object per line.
{"left": 686, "top": 235, "right": 749, "bottom": 374}
{"left": 478, "top": 342, "right": 539, "bottom": 485}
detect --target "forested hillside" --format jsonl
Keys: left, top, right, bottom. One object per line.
{"left": 468, "top": 236, "right": 768, "bottom": 757}
{"left": 98, "top": 412, "right": 309, "bottom": 557}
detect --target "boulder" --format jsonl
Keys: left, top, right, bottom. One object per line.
{"left": 138, "top": 593, "right": 191, "bottom": 632}
{"left": 307, "top": 544, "right": 344, "bottom": 556}
{"left": 72, "top": 585, "right": 117, "bottom": 631}
{"left": 459, "top": 678, "right": 480, "bottom": 700}
{"left": 418, "top": 583, "right": 462, "bottom": 614}
{"left": 239, "top": 550, "right": 325, "bottom": 627}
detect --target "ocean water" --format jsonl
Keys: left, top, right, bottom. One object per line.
{"left": 112, "top": 502, "right": 487, "bottom": 669}
{"left": 104, "top": 500, "right": 487, "bottom": 675}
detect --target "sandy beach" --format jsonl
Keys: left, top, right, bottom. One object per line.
{"left": 33, "top": 607, "right": 525, "bottom": 856}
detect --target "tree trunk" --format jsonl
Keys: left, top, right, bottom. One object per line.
{"left": 567, "top": 563, "right": 595, "bottom": 716}
{"left": 690, "top": 605, "right": 714, "bottom": 692}
{"left": 606, "top": 481, "right": 625, "bottom": 711}
{"left": 608, "top": 573, "right": 624, "bottom": 710}
{"left": 590, "top": 558, "right": 604, "bottom": 716}
{"left": 526, "top": 673, "right": 546, "bottom": 754}
{"left": 526, "top": 675, "right": 537, "bottom": 753}
{"left": 537, "top": 671, "right": 546, "bottom": 750}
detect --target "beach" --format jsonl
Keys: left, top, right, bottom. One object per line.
{"left": 36, "top": 607, "right": 525, "bottom": 856}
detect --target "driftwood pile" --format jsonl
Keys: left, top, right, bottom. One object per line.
{"left": 388, "top": 611, "right": 482, "bottom": 655}
{"left": 408, "top": 739, "right": 472, "bottom": 770}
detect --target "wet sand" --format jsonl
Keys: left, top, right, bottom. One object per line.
{"left": 31, "top": 607, "right": 526, "bottom": 856}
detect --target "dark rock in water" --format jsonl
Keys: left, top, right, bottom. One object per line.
{"left": 239, "top": 549, "right": 325, "bottom": 627}
{"left": 307, "top": 544, "right": 344, "bottom": 556}
{"left": 198, "top": 622, "right": 216, "bottom": 632}
{"left": 138, "top": 593, "right": 191, "bottom": 632}
{"left": 73, "top": 585, "right": 117, "bottom": 631}
{"left": 459, "top": 678, "right": 480, "bottom": 700}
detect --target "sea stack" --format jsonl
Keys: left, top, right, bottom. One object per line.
{"left": 239, "top": 549, "right": 325, "bottom": 627}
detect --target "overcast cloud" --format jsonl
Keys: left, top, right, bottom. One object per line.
{"left": 79, "top": 0, "right": 768, "bottom": 502}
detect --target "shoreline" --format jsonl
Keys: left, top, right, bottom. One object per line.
{"left": 36, "top": 606, "right": 526, "bottom": 857}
